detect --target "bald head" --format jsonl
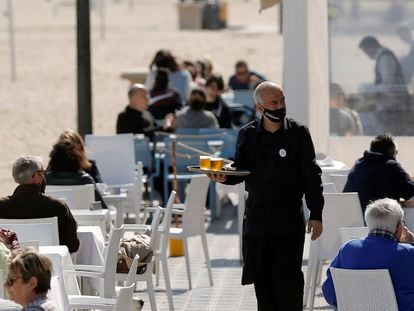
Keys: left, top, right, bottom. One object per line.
{"left": 128, "top": 83, "right": 147, "bottom": 99}
{"left": 128, "top": 83, "right": 149, "bottom": 112}
{"left": 253, "top": 81, "right": 284, "bottom": 105}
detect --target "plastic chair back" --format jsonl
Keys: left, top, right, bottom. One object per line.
{"left": 182, "top": 176, "right": 210, "bottom": 236}
{"left": 0, "top": 217, "right": 59, "bottom": 246}
{"left": 85, "top": 134, "right": 136, "bottom": 185}
{"left": 319, "top": 192, "right": 364, "bottom": 259}
{"left": 323, "top": 182, "right": 337, "bottom": 193}
{"left": 45, "top": 188, "right": 74, "bottom": 208}
{"left": 330, "top": 173, "right": 348, "bottom": 192}
{"left": 338, "top": 226, "right": 369, "bottom": 244}
{"left": 330, "top": 268, "right": 398, "bottom": 311}
{"left": 46, "top": 185, "right": 94, "bottom": 210}
{"left": 101, "top": 227, "right": 124, "bottom": 298}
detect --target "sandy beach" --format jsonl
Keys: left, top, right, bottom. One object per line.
{"left": 0, "top": 0, "right": 282, "bottom": 196}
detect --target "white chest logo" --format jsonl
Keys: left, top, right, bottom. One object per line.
{"left": 279, "top": 148, "right": 287, "bottom": 158}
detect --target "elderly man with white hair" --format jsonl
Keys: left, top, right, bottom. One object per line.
{"left": 323, "top": 198, "right": 414, "bottom": 310}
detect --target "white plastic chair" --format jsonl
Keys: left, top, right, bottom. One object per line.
{"left": 329, "top": 173, "right": 348, "bottom": 192}
{"left": 330, "top": 268, "right": 398, "bottom": 311}
{"left": 115, "top": 207, "right": 164, "bottom": 311}
{"left": 65, "top": 227, "right": 124, "bottom": 298}
{"left": 169, "top": 175, "right": 213, "bottom": 289}
{"left": 46, "top": 185, "right": 95, "bottom": 210}
{"left": 155, "top": 191, "right": 176, "bottom": 311}
{"left": 338, "top": 226, "right": 369, "bottom": 244}
{"left": 85, "top": 133, "right": 143, "bottom": 223}
{"left": 0, "top": 217, "right": 59, "bottom": 246}
{"left": 59, "top": 255, "right": 139, "bottom": 311}
{"left": 46, "top": 184, "right": 110, "bottom": 236}
{"left": 321, "top": 168, "right": 350, "bottom": 184}
{"left": 304, "top": 192, "right": 364, "bottom": 310}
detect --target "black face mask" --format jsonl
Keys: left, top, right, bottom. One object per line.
{"left": 262, "top": 107, "right": 286, "bottom": 123}
{"left": 40, "top": 176, "right": 46, "bottom": 193}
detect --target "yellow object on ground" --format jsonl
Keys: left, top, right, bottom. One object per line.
{"left": 169, "top": 238, "right": 184, "bottom": 257}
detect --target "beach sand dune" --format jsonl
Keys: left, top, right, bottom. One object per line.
{"left": 0, "top": 0, "right": 281, "bottom": 196}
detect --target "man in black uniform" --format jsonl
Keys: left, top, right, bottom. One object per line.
{"left": 208, "top": 81, "right": 324, "bottom": 310}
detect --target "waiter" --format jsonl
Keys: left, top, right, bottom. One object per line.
{"left": 208, "top": 81, "right": 324, "bottom": 310}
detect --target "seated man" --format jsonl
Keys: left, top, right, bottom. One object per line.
{"left": 343, "top": 134, "right": 414, "bottom": 213}
{"left": 116, "top": 83, "right": 157, "bottom": 137}
{"left": 0, "top": 156, "right": 79, "bottom": 253}
{"left": 228, "top": 60, "right": 266, "bottom": 90}
{"left": 322, "top": 198, "right": 414, "bottom": 311}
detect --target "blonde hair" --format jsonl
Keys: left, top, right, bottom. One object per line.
{"left": 58, "top": 130, "right": 91, "bottom": 170}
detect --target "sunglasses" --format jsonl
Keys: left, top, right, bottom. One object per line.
{"left": 32, "top": 170, "right": 47, "bottom": 178}
{"left": 5, "top": 276, "right": 23, "bottom": 287}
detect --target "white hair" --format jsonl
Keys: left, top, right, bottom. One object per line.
{"left": 253, "top": 81, "right": 283, "bottom": 105}
{"left": 365, "top": 198, "right": 404, "bottom": 232}
{"left": 12, "top": 155, "right": 43, "bottom": 184}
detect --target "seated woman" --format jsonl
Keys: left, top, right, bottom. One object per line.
{"left": 173, "top": 88, "right": 219, "bottom": 129}
{"left": 5, "top": 250, "right": 58, "bottom": 310}
{"left": 46, "top": 140, "right": 108, "bottom": 209}
{"left": 58, "top": 129, "right": 103, "bottom": 183}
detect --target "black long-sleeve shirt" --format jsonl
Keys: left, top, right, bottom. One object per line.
{"left": 225, "top": 117, "right": 324, "bottom": 221}
{"left": 0, "top": 184, "right": 79, "bottom": 253}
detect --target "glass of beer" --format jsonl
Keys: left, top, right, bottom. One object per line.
{"left": 199, "top": 156, "right": 211, "bottom": 170}
{"left": 210, "top": 157, "right": 223, "bottom": 171}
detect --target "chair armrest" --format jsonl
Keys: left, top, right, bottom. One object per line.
{"left": 64, "top": 269, "right": 103, "bottom": 279}
{"left": 65, "top": 264, "right": 104, "bottom": 272}
{"left": 122, "top": 224, "right": 150, "bottom": 233}
{"left": 172, "top": 209, "right": 184, "bottom": 215}
{"left": 173, "top": 203, "right": 185, "bottom": 210}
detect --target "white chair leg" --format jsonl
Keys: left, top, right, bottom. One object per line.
{"left": 183, "top": 238, "right": 192, "bottom": 290}
{"left": 147, "top": 277, "right": 157, "bottom": 311}
{"left": 161, "top": 255, "right": 174, "bottom": 311}
{"left": 309, "top": 259, "right": 321, "bottom": 311}
{"left": 155, "top": 257, "right": 161, "bottom": 286}
{"left": 304, "top": 245, "right": 316, "bottom": 307}
{"left": 201, "top": 233, "right": 213, "bottom": 286}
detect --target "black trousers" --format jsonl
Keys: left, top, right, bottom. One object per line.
{"left": 254, "top": 271, "right": 304, "bottom": 311}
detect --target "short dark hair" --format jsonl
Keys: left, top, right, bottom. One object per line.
{"left": 189, "top": 88, "right": 206, "bottom": 111}
{"left": 359, "top": 36, "right": 380, "bottom": 50}
{"left": 235, "top": 60, "right": 248, "bottom": 69}
{"left": 370, "top": 134, "right": 396, "bottom": 157}
{"left": 205, "top": 74, "right": 224, "bottom": 91}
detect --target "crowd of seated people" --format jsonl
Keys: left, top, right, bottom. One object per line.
{"left": 118, "top": 50, "right": 271, "bottom": 133}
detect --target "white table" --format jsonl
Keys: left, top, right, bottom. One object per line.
{"left": 73, "top": 226, "right": 105, "bottom": 292}
{"left": 71, "top": 209, "right": 110, "bottom": 236}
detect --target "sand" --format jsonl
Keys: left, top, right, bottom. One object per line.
{"left": 0, "top": 0, "right": 282, "bottom": 196}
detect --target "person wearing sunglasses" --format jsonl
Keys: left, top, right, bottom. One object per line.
{"left": 228, "top": 60, "right": 266, "bottom": 90}
{"left": 5, "top": 250, "right": 57, "bottom": 310}
{"left": 0, "top": 156, "right": 79, "bottom": 253}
